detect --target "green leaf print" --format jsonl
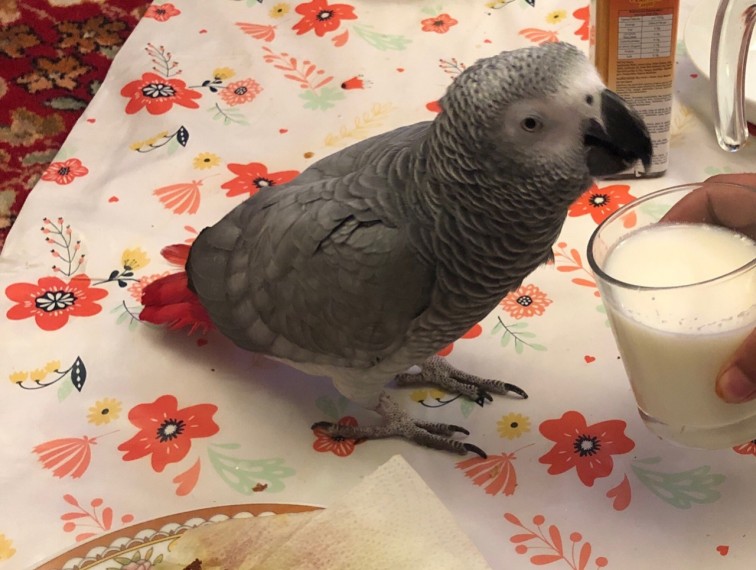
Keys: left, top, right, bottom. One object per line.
{"left": 703, "top": 165, "right": 734, "bottom": 176}
{"left": 596, "top": 303, "right": 610, "bottom": 327}
{"left": 638, "top": 202, "right": 670, "bottom": 224}
{"left": 352, "top": 25, "right": 411, "bottom": 51}
{"left": 459, "top": 397, "right": 475, "bottom": 418}
{"left": 631, "top": 457, "right": 726, "bottom": 509}
{"left": 209, "top": 103, "right": 249, "bottom": 125}
{"left": 112, "top": 302, "right": 144, "bottom": 330}
{"left": 207, "top": 444, "right": 296, "bottom": 494}
{"left": 493, "top": 318, "right": 547, "bottom": 353}
{"left": 316, "top": 394, "right": 350, "bottom": 420}
{"left": 57, "top": 376, "right": 74, "bottom": 402}
{"left": 299, "top": 87, "right": 345, "bottom": 111}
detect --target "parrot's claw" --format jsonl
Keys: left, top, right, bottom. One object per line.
{"left": 311, "top": 393, "right": 487, "bottom": 457}
{"left": 395, "top": 355, "right": 528, "bottom": 404}
{"left": 474, "top": 391, "right": 494, "bottom": 407}
{"left": 463, "top": 443, "right": 488, "bottom": 459}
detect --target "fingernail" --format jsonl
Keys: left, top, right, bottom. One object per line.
{"left": 718, "top": 366, "right": 756, "bottom": 403}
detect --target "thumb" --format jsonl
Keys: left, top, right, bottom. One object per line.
{"left": 716, "top": 329, "right": 756, "bottom": 403}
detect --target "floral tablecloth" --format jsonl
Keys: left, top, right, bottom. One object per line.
{"left": 1, "top": 1, "right": 755, "bottom": 568}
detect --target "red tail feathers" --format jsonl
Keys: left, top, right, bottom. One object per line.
{"left": 139, "top": 244, "right": 214, "bottom": 335}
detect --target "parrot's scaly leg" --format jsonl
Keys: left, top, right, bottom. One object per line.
{"left": 395, "top": 355, "right": 528, "bottom": 406}
{"left": 312, "top": 392, "right": 487, "bottom": 457}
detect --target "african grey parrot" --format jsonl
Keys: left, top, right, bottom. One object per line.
{"left": 141, "top": 42, "right": 651, "bottom": 456}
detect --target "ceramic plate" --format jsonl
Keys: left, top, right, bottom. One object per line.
{"left": 684, "top": 0, "right": 756, "bottom": 123}
{"left": 33, "top": 503, "right": 321, "bottom": 570}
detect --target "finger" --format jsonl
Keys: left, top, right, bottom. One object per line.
{"left": 716, "top": 329, "right": 756, "bottom": 403}
{"left": 661, "top": 181, "right": 756, "bottom": 240}
{"left": 704, "top": 173, "right": 756, "bottom": 186}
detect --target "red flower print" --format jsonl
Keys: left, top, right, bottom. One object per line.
{"left": 568, "top": 183, "right": 635, "bottom": 224}
{"left": 118, "top": 395, "right": 219, "bottom": 473}
{"left": 144, "top": 3, "right": 181, "bottom": 22}
{"left": 61, "top": 494, "right": 135, "bottom": 544}
{"left": 312, "top": 416, "right": 364, "bottom": 457}
{"left": 573, "top": 6, "right": 590, "bottom": 42}
{"left": 221, "top": 162, "right": 300, "bottom": 198}
{"left": 33, "top": 436, "right": 100, "bottom": 479}
{"left": 340, "top": 75, "right": 365, "bottom": 90}
{"left": 120, "top": 72, "right": 202, "bottom": 115}
{"left": 457, "top": 447, "right": 528, "bottom": 496}
{"left": 128, "top": 272, "right": 170, "bottom": 302}
{"left": 421, "top": 14, "right": 458, "bottom": 34}
{"left": 539, "top": 411, "right": 635, "bottom": 487}
{"left": 237, "top": 23, "right": 277, "bottom": 42}
{"left": 519, "top": 28, "right": 560, "bottom": 45}
{"left": 6, "top": 275, "right": 108, "bottom": 331}
{"left": 219, "top": 78, "right": 263, "bottom": 106}
{"left": 153, "top": 180, "right": 204, "bottom": 215}
{"left": 292, "top": 0, "right": 357, "bottom": 37}
{"left": 733, "top": 440, "right": 756, "bottom": 456}
{"left": 500, "top": 284, "right": 552, "bottom": 319}
{"left": 41, "top": 158, "right": 89, "bottom": 185}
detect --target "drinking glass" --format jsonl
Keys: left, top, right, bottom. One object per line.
{"left": 587, "top": 183, "right": 756, "bottom": 448}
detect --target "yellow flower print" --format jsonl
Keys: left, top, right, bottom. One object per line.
{"left": 0, "top": 533, "right": 15, "bottom": 560}
{"left": 193, "top": 152, "right": 221, "bottom": 170}
{"left": 269, "top": 3, "right": 290, "bottom": 18}
{"left": 410, "top": 388, "right": 448, "bottom": 403}
{"left": 87, "top": 398, "right": 122, "bottom": 426}
{"left": 10, "top": 361, "right": 61, "bottom": 384}
{"left": 8, "top": 371, "right": 27, "bottom": 384}
{"left": 121, "top": 247, "right": 150, "bottom": 271}
{"left": 497, "top": 412, "right": 531, "bottom": 439}
{"left": 129, "top": 130, "right": 169, "bottom": 152}
{"left": 29, "top": 368, "right": 48, "bottom": 382}
{"left": 213, "top": 67, "right": 235, "bottom": 80}
{"left": 546, "top": 10, "right": 567, "bottom": 24}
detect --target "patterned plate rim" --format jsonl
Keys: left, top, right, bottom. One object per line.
{"left": 33, "top": 503, "right": 323, "bottom": 570}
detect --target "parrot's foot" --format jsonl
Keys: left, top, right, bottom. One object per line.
{"left": 395, "top": 355, "right": 527, "bottom": 406}
{"left": 311, "top": 392, "right": 487, "bottom": 458}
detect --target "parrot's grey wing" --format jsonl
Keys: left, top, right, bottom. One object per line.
{"left": 290, "top": 122, "right": 431, "bottom": 183}
{"left": 188, "top": 165, "right": 435, "bottom": 369}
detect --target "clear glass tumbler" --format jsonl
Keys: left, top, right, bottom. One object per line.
{"left": 587, "top": 183, "right": 756, "bottom": 449}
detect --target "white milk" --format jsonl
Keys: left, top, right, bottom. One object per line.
{"left": 603, "top": 223, "right": 756, "bottom": 448}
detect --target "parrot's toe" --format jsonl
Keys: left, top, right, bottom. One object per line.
{"left": 474, "top": 391, "right": 493, "bottom": 407}
{"left": 310, "top": 392, "right": 488, "bottom": 457}
{"left": 395, "top": 355, "right": 528, "bottom": 403}
{"left": 413, "top": 420, "right": 470, "bottom": 437}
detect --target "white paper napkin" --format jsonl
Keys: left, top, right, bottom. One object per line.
{"left": 159, "top": 455, "right": 491, "bottom": 569}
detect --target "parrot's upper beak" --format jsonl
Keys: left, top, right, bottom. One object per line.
{"left": 584, "top": 89, "right": 652, "bottom": 177}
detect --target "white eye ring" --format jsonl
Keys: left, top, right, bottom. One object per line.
{"left": 520, "top": 116, "right": 542, "bottom": 132}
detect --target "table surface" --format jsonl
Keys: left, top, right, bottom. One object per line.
{"left": 1, "top": 1, "right": 755, "bottom": 568}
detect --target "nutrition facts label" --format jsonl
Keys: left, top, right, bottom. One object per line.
{"left": 617, "top": 11, "right": 673, "bottom": 60}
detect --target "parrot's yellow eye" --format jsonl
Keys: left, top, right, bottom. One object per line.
{"left": 520, "top": 117, "right": 542, "bottom": 132}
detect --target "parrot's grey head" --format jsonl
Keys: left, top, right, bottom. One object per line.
{"left": 437, "top": 42, "right": 651, "bottom": 188}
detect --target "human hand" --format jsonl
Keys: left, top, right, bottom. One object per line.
{"left": 662, "top": 174, "right": 756, "bottom": 403}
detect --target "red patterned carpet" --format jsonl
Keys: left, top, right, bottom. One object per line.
{"left": 0, "top": 0, "right": 151, "bottom": 252}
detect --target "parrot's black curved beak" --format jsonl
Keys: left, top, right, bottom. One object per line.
{"left": 584, "top": 89, "right": 652, "bottom": 177}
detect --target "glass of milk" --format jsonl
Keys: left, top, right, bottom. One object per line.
{"left": 587, "top": 183, "right": 756, "bottom": 449}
